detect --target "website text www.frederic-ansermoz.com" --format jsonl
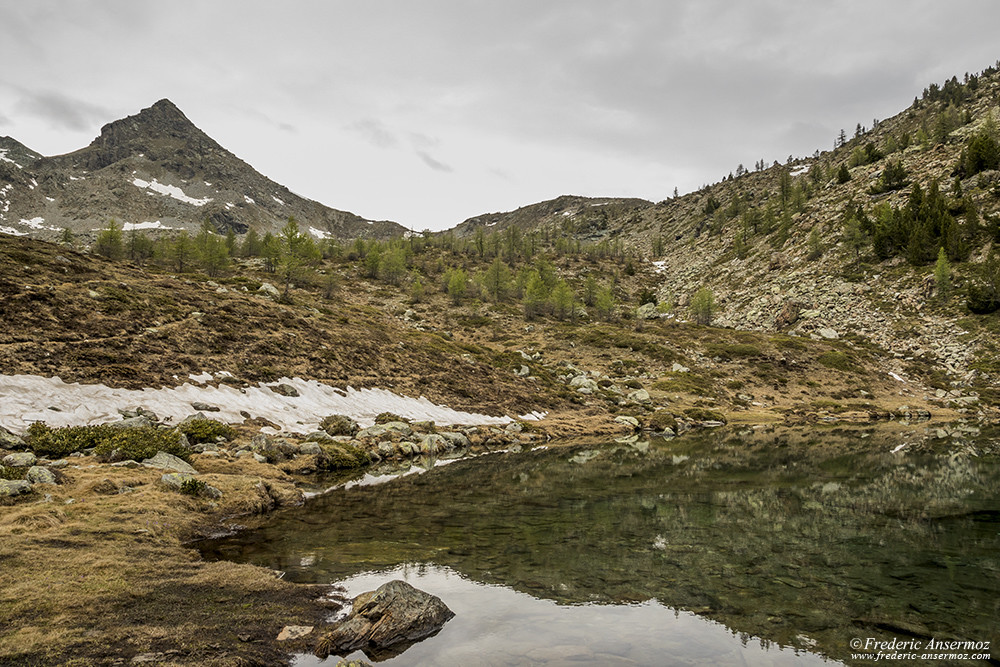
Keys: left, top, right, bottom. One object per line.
{"left": 849, "top": 637, "right": 993, "bottom": 662}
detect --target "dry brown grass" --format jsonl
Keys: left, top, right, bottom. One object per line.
{"left": 0, "top": 462, "right": 324, "bottom": 666}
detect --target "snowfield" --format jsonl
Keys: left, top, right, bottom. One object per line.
{"left": 0, "top": 375, "right": 518, "bottom": 435}
{"left": 132, "top": 178, "right": 212, "bottom": 206}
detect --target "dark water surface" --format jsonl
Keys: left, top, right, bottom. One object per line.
{"left": 199, "top": 426, "right": 1000, "bottom": 665}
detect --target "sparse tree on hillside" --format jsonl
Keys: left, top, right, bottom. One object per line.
{"left": 583, "top": 275, "right": 598, "bottom": 307}
{"left": 690, "top": 287, "right": 714, "bottom": 325}
{"left": 934, "top": 247, "right": 951, "bottom": 302}
{"left": 551, "top": 280, "right": 575, "bottom": 320}
{"left": 806, "top": 227, "right": 823, "bottom": 261}
{"left": 522, "top": 270, "right": 548, "bottom": 319}
{"left": 170, "top": 231, "right": 195, "bottom": 272}
{"left": 241, "top": 228, "right": 263, "bottom": 257}
{"left": 94, "top": 220, "right": 123, "bottom": 260}
{"left": 837, "top": 164, "right": 851, "bottom": 184}
{"left": 483, "top": 257, "right": 512, "bottom": 302}
{"left": 276, "top": 217, "right": 320, "bottom": 297}
{"left": 378, "top": 247, "right": 407, "bottom": 285}
{"left": 446, "top": 268, "right": 468, "bottom": 305}
{"left": 594, "top": 285, "right": 616, "bottom": 321}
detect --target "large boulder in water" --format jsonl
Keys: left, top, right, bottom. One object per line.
{"left": 315, "top": 580, "right": 454, "bottom": 659}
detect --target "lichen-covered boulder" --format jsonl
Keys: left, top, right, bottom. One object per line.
{"left": 315, "top": 580, "right": 454, "bottom": 659}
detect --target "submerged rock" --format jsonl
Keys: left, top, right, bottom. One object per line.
{"left": 315, "top": 580, "right": 454, "bottom": 659}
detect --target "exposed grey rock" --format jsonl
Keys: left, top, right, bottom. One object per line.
{"left": 298, "top": 442, "right": 324, "bottom": 456}
{"left": 515, "top": 365, "right": 530, "bottom": 377}
{"left": 320, "top": 415, "right": 360, "bottom": 437}
{"left": 637, "top": 302, "right": 659, "bottom": 319}
{"left": 142, "top": 451, "right": 197, "bottom": 474}
{"left": 569, "top": 375, "right": 599, "bottom": 393}
{"left": 190, "top": 402, "right": 221, "bottom": 412}
{"left": 315, "top": 580, "right": 455, "bottom": 659}
{"left": 627, "top": 389, "right": 651, "bottom": 403}
{"left": 817, "top": 328, "right": 839, "bottom": 340}
{"left": 614, "top": 415, "right": 641, "bottom": 430}
{"left": 160, "top": 472, "right": 195, "bottom": 490}
{"left": 271, "top": 383, "right": 300, "bottom": 397}
{"left": 0, "top": 479, "right": 32, "bottom": 497}
{"left": 258, "top": 282, "right": 280, "bottom": 298}
{"left": 358, "top": 422, "right": 413, "bottom": 439}
{"left": 2, "top": 452, "right": 36, "bottom": 468}
{"left": 26, "top": 466, "right": 56, "bottom": 485}
{"left": 438, "top": 432, "right": 471, "bottom": 449}
{"left": 671, "top": 363, "right": 690, "bottom": 373}
{"left": 418, "top": 434, "right": 449, "bottom": 454}
{"left": 109, "top": 415, "right": 154, "bottom": 429}
{"left": 177, "top": 412, "right": 209, "bottom": 427}
{"left": 0, "top": 426, "right": 25, "bottom": 449}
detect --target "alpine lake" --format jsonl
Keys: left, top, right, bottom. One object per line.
{"left": 197, "top": 424, "right": 1000, "bottom": 666}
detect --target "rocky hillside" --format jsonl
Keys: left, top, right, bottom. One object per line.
{"left": 451, "top": 194, "right": 652, "bottom": 241}
{"left": 451, "top": 65, "right": 1000, "bottom": 402}
{"left": 0, "top": 99, "right": 406, "bottom": 242}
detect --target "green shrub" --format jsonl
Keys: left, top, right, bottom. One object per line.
{"left": 374, "top": 412, "right": 409, "bottom": 424}
{"left": 645, "top": 411, "right": 678, "bottom": 432}
{"left": 92, "top": 427, "right": 189, "bottom": 462}
{"left": 25, "top": 423, "right": 114, "bottom": 457}
{"left": 817, "top": 351, "right": 853, "bottom": 372}
{"left": 319, "top": 414, "right": 360, "bottom": 436}
{"left": 26, "top": 423, "right": 191, "bottom": 462}
{"left": 0, "top": 466, "right": 26, "bottom": 480}
{"left": 704, "top": 343, "right": 763, "bottom": 359}
{"left": 652, "top": 373, "right": 715, "bottom": 397}
{"left": 180, "top": 478, "right": 208, "bottom": 496}
{"left": 177, "top": 418, "right": 235, "bottom": 444}
{"left": 319, "top": 443, "right": 371, "bottom": 470}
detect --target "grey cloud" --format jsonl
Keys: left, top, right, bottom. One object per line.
{"left": 14, "top": 91, "right": 111, "bottom": 132}
{"left": 416, "top": 151, "right": 453, "bottom": 173}
{"left": 350, "top": 119, "right": 399, "bottom": 149}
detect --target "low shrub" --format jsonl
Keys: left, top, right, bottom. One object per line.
{"left": 644, "top": 411, "right": 678, "bottom": 432}
{"left": 92, "top": 427, "right": 189, "bottom": 462}
{"left": 177, "top": 418, "right": 235, "bottom": 444}
{"left": 319, "top": 414, "right": 360, "bottom": 436}
{"left": 0, "top": 466, "right": 26, "bottom": 480}
{"left": 180, "top": 478, "right": 208, "bottom": 496}
{"left": 25, "top": 423, "right": 113, "bottom": 457}
{"left": 319, "top": 443, "right": 370, "bottom": 470}
{"left": 817, "top": 351, "right": 853, "bottom": 372}
{"left": 704, "top": 343, "right": 764, "bottom": 359}
{"left": 374, "top": 412, "right": 409, "bottom": 424}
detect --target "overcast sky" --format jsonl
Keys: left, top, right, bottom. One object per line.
{"left": 1, "top": 1, "right": 998, "bottom": 231}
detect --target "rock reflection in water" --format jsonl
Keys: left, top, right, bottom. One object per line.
{"left": 200, "top": 426, "right": 1000, "bottom": 665}
{"left": 293, "top": 565, "right": 833, "bottom": 666}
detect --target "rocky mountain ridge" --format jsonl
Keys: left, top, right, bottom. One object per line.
{"left": 0, "top": 99, "right": 406, "bottom": 241}
{"left": 449, "top": 65, "right": 1000, "bottom": 395}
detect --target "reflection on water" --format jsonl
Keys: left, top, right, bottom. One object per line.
{"left": 200, "top": 426, "right": 1000, "bottom": 665}
{"left": 291, "top": 564, "right": 834, "bottom": 666}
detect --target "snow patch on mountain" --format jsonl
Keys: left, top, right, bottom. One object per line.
{"left": 0, "top": 375, "right": 517, "bottom": 435}
{"left": 123, "top": 221, "right": 178, "bottom": 231}
{"left": 132, "top": 177, "right": 212, "bottom": 206}
{"left": 0, "top": 149, "right": 22, "bottom": 168}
